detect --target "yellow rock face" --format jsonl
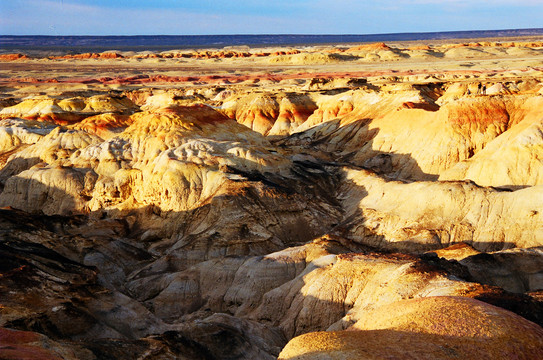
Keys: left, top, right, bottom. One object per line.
{"left": 280, "top": 297, "right": 543, "bottom": 360}
{"left": 0, "top": 95, "right": 136, "bottom": 124}
{"left": 0, "top": 105, "right": 292, "bottom": 217}
{"left": 340, "top": 167, "right": 543, "bottom": 251}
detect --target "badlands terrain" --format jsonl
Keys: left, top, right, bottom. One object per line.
{"left": 1, "top": 38, "right": 543, "bottom": 359}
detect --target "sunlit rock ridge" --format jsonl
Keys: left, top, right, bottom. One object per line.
{"left": 0, "top": 39, "right": 543, "bottom": 359}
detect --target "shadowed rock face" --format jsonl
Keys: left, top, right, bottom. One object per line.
{"left": 1, "top": 43, "right": 543, "bottom": 359}
{"left": 2, "top": 210, "right": 542, "bottom": 359}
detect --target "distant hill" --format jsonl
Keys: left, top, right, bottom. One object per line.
{"left": 1, "top": 28, "right": 543, "bottom": 55}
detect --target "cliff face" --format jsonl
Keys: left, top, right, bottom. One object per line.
{"left": 1, "top": 43, "right": 543, "bottom": 359}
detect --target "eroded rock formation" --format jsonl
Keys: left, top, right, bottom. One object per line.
{"left": 1, "top": 41, "right": 543, "bottom": 359}
{"left": 279, "top": 297, "right": 543, "bottom": 360}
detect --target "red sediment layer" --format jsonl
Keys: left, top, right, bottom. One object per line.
{"left": 447, "top": 99, "right": 511, "bottom": 135}
{"left": 76, "top": 114, "right": 133, "bottom": 135}
{"left": 20, "top": 113, "right": 86, "bottom": 125}
{"left": 441, "top": 41, "right": 543, "bottom": 49}
{"left": 38, "top": 50, "right": 303, "bottom": 61}
{"left": 1, "top": 42, "right": 541, "bottom": 62}
{"left": 0, "top": 49, "right": 304, "bottom": 62}
{"left": 3, "top": 67, "right": 542, "bottom": 86}
{"left": 0, "top": 328, "right": 63, "bottom": 360}
{"left": 49, "top": 52, "right": 124, "bottom": 60}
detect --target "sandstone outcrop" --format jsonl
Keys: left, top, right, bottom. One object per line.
{"left": 49, "top": 52, "right": 124, "bottom": 60}
{"left": 282, "top": 85, "right": 543, "bottom": 187}
{"left": 221, "top": 91, "right": 317, "bottom": 136}
{"left": 2, "top": 207, "right": 541, "bottom": 359}
{"left": 0, "top": 53, "right": 29, "bottom": 61}
{"left": 0, "top": 104, "right": 341, "bottom": 268}
{"left": 429, "top": 243, "right": 543, "bottom": 293}
{"left": 0, "top": 95, "right": 137, "bottom": 124}
{"left": 338, "top": 167, "right": 543, "bottom": 252}
{"left": 279, "top": 297, "right": 543, "bottom": 359}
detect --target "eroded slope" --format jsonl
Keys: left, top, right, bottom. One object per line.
{"left": 1, "top": 42, "right": 543, "bottom": 359}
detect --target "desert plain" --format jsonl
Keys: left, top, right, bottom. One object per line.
{"left": 1, "top": 36, "right": 543, "bottom": 359}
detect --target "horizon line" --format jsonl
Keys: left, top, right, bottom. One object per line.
{"left": 2, "top": 27, "right": 543, "bottom": 38}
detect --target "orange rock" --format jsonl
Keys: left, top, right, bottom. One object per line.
{"left": 280, "top": 297, "right": 543, "bottom": 359}
{"left": 347, "top": 42, "right": 390, "bottom": 52}
{"left": 0, "top": 53, "right": 29, "bottom": 61}
{"left": 71, "top": 113, "right": 133, "bottom": 138}
{"left": 100, "top": 52, "right": 124, "bottom": 59}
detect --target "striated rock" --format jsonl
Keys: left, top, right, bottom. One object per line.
{"left": 439, "top": 98, "right": 543, "bottom": 187}
{"left": 221, "top": 91, "right": 317, "bottom": 135}
{"left": 50, "top": 52, "right": 124, "bottom": 60}
{"left": 129, "top": 236, "right": 543, "bottom": 340}
{"left": 70, "top": 113, "right": 133, "bottom": 139}
{"left": 0, "top": 209, "right": 288, "bottom": 359}
{"left": 286, "top": 88, "right": 543, "bottom": 186}
{"left": 0, "top": 105, "right": 340, "bottom": 262}
{"left": 0, "top": 95, "right": 137, "bottom": 125}
{"left": 3, "top": 205, "right": 540, "bottom": 359}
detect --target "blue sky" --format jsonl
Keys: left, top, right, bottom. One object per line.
{"left": 1, "top": 0, "right": 542, "bottom": 35}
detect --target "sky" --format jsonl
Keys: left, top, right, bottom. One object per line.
{"left": 1, "top": 0, "right": 542, "bottom": 35}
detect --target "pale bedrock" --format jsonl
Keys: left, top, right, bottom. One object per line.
{"left": 0, "top": 105, "right": 341, "bottom": 258}
{"left": 0, "top": 104, "right": 284, "bottom": 214}
{"left": 139, "top": 90, "right": 208, "bottom": 111}
{"left": 279, "top": 297, "right": 543, "bottom": 360}
{"left": 339, "top": 167, "right": 543, "bottom": 252}
{"left": 0, "top": 118, "right": 57, "bottom": 154}
{"left": 0, "top": 166, "right": 91, "bottom": 215}
{"left": 287, "top": 90, "right": 543, "bottom": 184}
{"left": 0, "top": 126, "right": 103, "bottom": 213}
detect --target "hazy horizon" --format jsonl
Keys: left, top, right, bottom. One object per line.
{"left": 3, "top": 29, "right": 542, "bottom": 55}
{"left": 2, "top": 27, "right": 543, "bottom": 37}
{"left": 1, "top": 1, "right": 543, "bottom": 36}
